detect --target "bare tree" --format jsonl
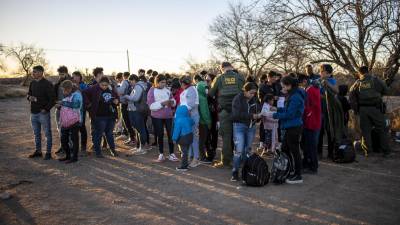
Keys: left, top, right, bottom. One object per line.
{"left": 2, "top": 43, "right": 48, "bottom": 85}
{"left": 209, "top": 2, "right": 278, "bottom": 77}
{"left": 271, "top": 34, "right": 310, "bottom": 73}
{"left": 183, "top": 56, "right": 222, "bottom": 75}
{"left": 0, "top": 44, "right": 7, "bottom": 73}
{"left": 263, "top": 0, "right": 400, "bottom": 84}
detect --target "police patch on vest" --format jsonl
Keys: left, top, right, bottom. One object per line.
{"left": 224, "top": 77, "right": 236, "bottom": 85}
{"left": 359, "top": 82, "right": 372, "bottom": 90}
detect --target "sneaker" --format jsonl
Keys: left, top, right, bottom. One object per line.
{"left": 168, "top": 154, "right": 179, "bottom": 162}
{"left": 176, "top": 166, "right": 189, "bottom": 172}
{"left": 213, "top": 161, "right": 225, "bottom": 169}
{"left": 28, "top": 151, "right": 42, "bottom": 158}
{"left": 116, "top": 135, "right": 128, "bottom": 140}
{"left": 285, "top": 175, "right": 303, "bottom": 184}
{"left": 156, "top": 154, "right": 165, "bottom": 162}
{"left": 200, "top": 159, "right": 213, "bottom": 164}
{"left": 189, "top": 159, "right": 200, "bottom": 168}
{"left": 43, "top": 153, "right": 52, "bottom": 160}
{"left": 231, "top": 171, "right": 239, "bottom": 182}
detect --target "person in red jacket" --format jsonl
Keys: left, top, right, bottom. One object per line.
{"left": 298, "top": 74, "right": 321, "bottom": 174}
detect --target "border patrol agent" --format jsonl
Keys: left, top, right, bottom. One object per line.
{"left": 209, "top": 62, "right": 245, "bottom": 167}
{"left": 349, "top": 66, "right": 391, "bottom": 157}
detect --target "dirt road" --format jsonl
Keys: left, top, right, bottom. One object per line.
{"left": 0, "top": 97, "right": 399, "bottom": 225}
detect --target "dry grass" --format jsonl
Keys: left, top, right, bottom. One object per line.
{"left": 0, "top": 85, "right": 28, "bottom": 99}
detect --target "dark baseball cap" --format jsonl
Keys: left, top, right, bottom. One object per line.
{"left": 221, "top": 62, "right": 232, "bottom": 68}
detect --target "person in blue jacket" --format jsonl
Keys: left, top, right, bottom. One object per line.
{"left": 267, "top": 75, "right": 305, "bottom": 184}
{"left": 172, "top": 105, "right": 194, "bottom": 171}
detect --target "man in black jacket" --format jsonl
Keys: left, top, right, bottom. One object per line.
{"left": 27, "top": 65, "right": 56, "bottom": 160}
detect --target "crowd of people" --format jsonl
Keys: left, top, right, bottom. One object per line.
{"left": 26, "top": 61, "right": 392, "bottom": 184}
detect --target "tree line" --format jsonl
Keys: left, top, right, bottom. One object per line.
{"left": 209, "top": 0, "right": 400, "bottom": 85}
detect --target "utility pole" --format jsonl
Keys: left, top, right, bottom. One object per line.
{"left": 126, "top": 49, "right": 131, "bottom": 73}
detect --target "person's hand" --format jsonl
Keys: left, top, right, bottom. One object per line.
{"left": 253, "top": 114, "right": 260, "bottom": 120}
{"left": 216, "top": 122, "right": 220, "bottom": 129}
{"left": 55, "top": 103, "right": 61, "bottom": 108}
{"left": 161, "top": 100, "right": 170, "bottom": 106}
{"left": 270, "top": 107, "right": 277, "bottom": 112}
{"left": 113, "top": 99, "right": 119, "bottom": 105}
{"left": 28, "top": 96, "right": 37, "bottom": 102}
{"left": 265, "top": 111, "right": 275, "bottom": 118}
{"left": 40, "top": 109, "right": 47, "bottom": 113}
{"left": 166, "top": 100, "right": 173, "bottom": 107}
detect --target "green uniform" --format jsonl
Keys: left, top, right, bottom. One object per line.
{"left": 349, "top": 74, "right": 390, "bottom": 155}
{"left": 209, "top": 70, "right": 245, "bottom": 166}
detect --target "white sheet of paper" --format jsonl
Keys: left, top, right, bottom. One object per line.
{"left": 277, "top": 97, "right": 285, "bottom": 108}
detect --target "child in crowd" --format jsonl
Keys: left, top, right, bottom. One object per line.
{"left": 57, "top": 80, "right": 83, "bottom": 163}
{"left": 261, "top": 94, "right": 279, "bottom": 157}
{"left": 173, "top": 105, "right": 195, "bottom": 171}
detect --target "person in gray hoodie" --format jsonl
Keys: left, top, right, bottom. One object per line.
{"left": 117, "top": 72, "right": 136, "bottom": 144}
{"left": 122, "top": 74, "right": 151, "bottom": 154}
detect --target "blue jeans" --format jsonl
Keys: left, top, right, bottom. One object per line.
{"left": 31, "top": 112, "right": 52, "bottom": 153}
{"left": 232, "top": 123, "right": 256, "bottom": 172}
{"left": 128, "top": 111, "right": 148, "bottom": 145}
{"left": 188, "top": 113, "right": 199, "bottom": 160}
{"left": 302, "top": 128, "right": 320, "bottom": 171}
{"left": 93, "top": 117, "right": 116, "bottom": 155}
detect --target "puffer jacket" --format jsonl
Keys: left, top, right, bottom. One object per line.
{"left": 197, "top": 81, "right": 211, "bottom": 126}
{"left": 231, "top": 92, "right": 261, "bottom": 127}
{"left": 273, "top": 88, "right": 305, "bottom": 129}
{"left": 172, "top": 105, "right": 194, "bottom": 142}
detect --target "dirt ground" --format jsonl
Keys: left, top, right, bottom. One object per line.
{"left": 0, "top": 97, "right": 400, "bottom": 225}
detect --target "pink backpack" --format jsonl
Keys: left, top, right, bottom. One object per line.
{"left": 60, "top": 95, "right": 80, "bottom": 128}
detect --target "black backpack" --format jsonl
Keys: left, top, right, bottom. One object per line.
{"left": 134, "top": 83, "right": 150, "bottom": 116}
{"left": 334, "top": 139, "right": 356, "bottom": 163}
{"left": 241, "top": 153, "right": 270, "bottom": 186}
{"left": 270, "top": 150, "right": 292, "bottom": 184}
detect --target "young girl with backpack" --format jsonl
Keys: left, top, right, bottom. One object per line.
{"left": 261, "top": 94, "right": 279, "bottom": 158}
{"left": 57, "top": 80, "right": 83, "bottom": 163}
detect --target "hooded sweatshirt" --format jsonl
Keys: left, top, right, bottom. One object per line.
{"left": 231, "top": 92, "right": 261, "bottom": 127}
{"left": 124, "top": 81, "right": 148, "bottom": 111}
{"left": 179, "top": 85, "right": 199, "bottom": 116}
{"left": 147, "top": 87, "right": 175, "bottom": 119}
{"left": 273, "top": 87, "right": 305, "bottom": 129}
{"left": 172, "top": 105, "right": 194, "bottom": 145}
{"left": 197, "top": 81, "right": 211, "bottom": 126}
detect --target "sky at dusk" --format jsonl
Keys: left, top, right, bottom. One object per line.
{"left": 0, "top": 0, "right": 251, "bottom": 74}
